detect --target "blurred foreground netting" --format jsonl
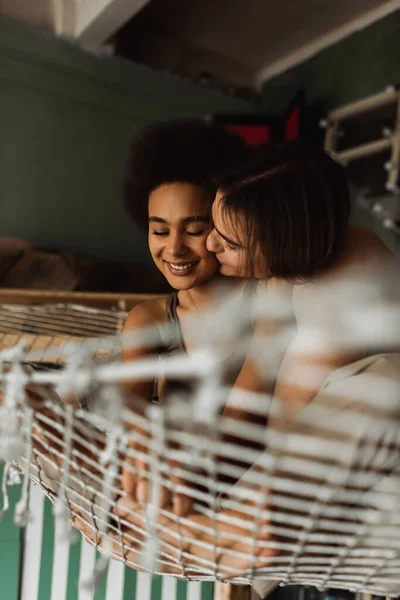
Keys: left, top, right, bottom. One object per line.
{"left": 0, "top": 275, "right": 399, "bottom": 596}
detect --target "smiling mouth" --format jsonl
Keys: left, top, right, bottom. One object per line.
{"left": 164, "top": 260, "right": 199, "bottom": 276}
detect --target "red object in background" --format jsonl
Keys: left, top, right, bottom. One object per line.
{"left": 285, "top": 106, "right": 300, "bottom": 141}
{"left": 214, "top": 91, "right": 304, "bottom": 147}
{"left": 225, "top": 124, "right": 271, "bottom": 146}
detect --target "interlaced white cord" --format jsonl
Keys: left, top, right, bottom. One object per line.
{"left": 0, "top": 287, "right": 399, "bottom": 596}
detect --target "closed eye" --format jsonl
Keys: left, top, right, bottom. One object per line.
{"left": 186, "top": 230, "right": 206, "bottom": 237}
{"left": 151, "top": 229, "right": 207, "bottom": 237}
{"left": 224, "top": 242, "right": 239, "bottom": 251}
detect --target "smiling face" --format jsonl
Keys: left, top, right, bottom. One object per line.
{"left": 206, "top": 191, "right": 268, "bottom": 278}
{"left": 148, "top": 182, "right": 218, "bottom": 290}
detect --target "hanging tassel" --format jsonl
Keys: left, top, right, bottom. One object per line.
{"left": 0, "top": 463, "right": 11, "bottom": 521}
{"left": 0, "top": 346, "right": 29, "bottom": 463}
{"left": 142, "top": 403, "right": 164, "bottom": 573}
{"left": 55, "top": 343, "right": 94, "bottom": 400}
{"left": 53, "top": 403, "right": 74, "bottom": 542}
{"left": 14, "top": 407, "right": 34, "bottom": 527}
{"left": 81, "top": 384, "right": 123, "bottom": 594}
{"left": 0, "top": 462, "right": 23, "bottom": 521}
{"left": 79, "top": 542, "right": 111, "bottom": 596}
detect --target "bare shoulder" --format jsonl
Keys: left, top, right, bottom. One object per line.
{"left": 293, "top": 226, "right": 398, "bottom": 320}
{"left": 123, "top": 297, "right": 167, "bottom": 333}
{"left": 122, "top": 296, "right": 168, "bottom": 362}
{"left": 252, "top": 277, "right": 295, "bottom": 331}
{"left": 344, "top": 225, "right": 395, "bottom": 264}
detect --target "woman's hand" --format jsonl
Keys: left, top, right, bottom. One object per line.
{"left": 100, "top": 490, "right": 275, "bottom": 579}
{"left": 121, "top": 415, "right": 194, "bottom": 518}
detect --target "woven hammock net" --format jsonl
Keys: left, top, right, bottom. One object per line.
{"left": 0, "top": 280, "right": 399, "bottom": 597}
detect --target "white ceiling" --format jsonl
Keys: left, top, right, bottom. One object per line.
{"left": 0, "top": 0, "right": 153, "bottom": 42}
{"left": 1, "top": 0, "right": 400, "bottom": 89}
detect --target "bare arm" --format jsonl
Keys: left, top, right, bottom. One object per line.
{"left": 121, "top": 300, "right": 165, "bottom": 500}
{"left": 223, "top": 277, "right": 295, "bottom": 424}
{"left": 224, "top": 229, "right": 399, "bottom": 427}
{"left": 121, "top": 300, "right": 164, "bottom": 404}
{"left": 274, "top": 228, "right": 399, "bottom": 425}
{"left": 219, "top": 280, "right": 295, "bottom": 484}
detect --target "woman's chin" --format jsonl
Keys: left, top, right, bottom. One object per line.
{"left": 164, "top": 273, "right": 214, "bottom": 291}
{"left": 218, "top": 263, "right": 237, "bottom": 277}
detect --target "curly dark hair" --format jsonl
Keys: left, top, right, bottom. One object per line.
{"left": 124, "top": 119, "right": 248, "bottom": 229}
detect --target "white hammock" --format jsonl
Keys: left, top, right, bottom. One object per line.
{"left": 0, "top": 291, "right": 399, "bottom": 597}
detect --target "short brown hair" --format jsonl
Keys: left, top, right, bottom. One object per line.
{"left": 217, "top": 142, "right": 350, "bottom": 280}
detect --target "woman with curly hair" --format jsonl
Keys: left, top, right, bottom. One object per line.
{"left": 121, "top": 119, "right": 250, "bottom": 514}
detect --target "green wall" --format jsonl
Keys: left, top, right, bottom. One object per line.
{"left": 260, "top": 9, "right": 400, "bottom": 252}
{"left": 0, "top": 16, "right": 256, "bottom": 265}
{"left": 2, "top": 11, "right": 399, "bottom": 262}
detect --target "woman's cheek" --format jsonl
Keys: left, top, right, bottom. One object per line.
{"left": 194, "top": 236, "right": 211, "bottom": 257}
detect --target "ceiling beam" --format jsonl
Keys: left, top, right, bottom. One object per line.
{"left": 52, "top": 0, "right": 76, "bottom": 37}
{"left": 255, "top": 0, "right": 400, "bottom": 88}
{"left": 73, "top": 0, "right": 153, "bottom": 47}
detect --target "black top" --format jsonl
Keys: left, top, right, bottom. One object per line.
{"left": 152, "top": 282, "right": 257, "bottom": 403}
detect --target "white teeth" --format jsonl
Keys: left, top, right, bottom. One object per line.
{"left": 168, "top": 261, "right": 197, "bottom": 270}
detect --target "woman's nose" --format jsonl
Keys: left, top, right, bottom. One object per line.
{"left": 166, "top": 232, "right": 187, "bottom": 256}
{"left": 206, "top": 229, "right": 222, "bottom": 252}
